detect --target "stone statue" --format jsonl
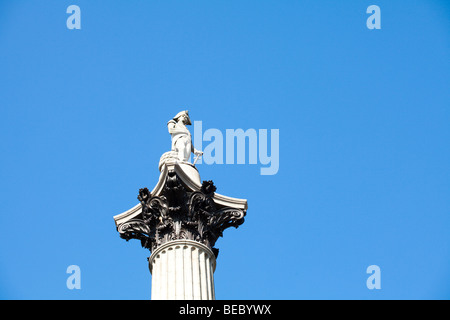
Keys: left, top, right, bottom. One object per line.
{"left": 113, "top": 110, "right": 247, "bottom": 300}
{"left": 167, "top": 110, "right": 203, "bottom": 163}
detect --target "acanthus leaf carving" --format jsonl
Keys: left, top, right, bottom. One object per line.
{"left": 116, "top": 171, "right": 246, "bottom": 257}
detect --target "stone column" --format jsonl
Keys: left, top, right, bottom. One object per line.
{"left": 114, "top": 163, "right": 247, "bottom": 300}
{"left": 149, "top": 239, "right": 216, "bottom": 300}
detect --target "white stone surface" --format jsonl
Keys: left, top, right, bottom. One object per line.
{"left": 149, "top": 240, "right": 216, "bottom": 300}
{"left": 167, "top": 110, "right": 203, "bottom": 162}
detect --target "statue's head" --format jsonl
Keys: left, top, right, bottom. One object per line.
{"left": 173, "top": 110, "right": 192, "bottom": 125}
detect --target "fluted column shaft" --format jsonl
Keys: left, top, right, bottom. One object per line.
{"left": 149, "top": 240, "right": 216, "bottom": 300}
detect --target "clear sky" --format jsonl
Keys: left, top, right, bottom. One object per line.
{"left": 0, "top": 0, "right": 449, "bottom": 299}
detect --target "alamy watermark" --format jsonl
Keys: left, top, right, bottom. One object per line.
{"left": 193, "top": 121, "right": 279, "bottom": 176}
{"left": 366, "top": 5, "right": 381, "bottom": 30}
{"left": 66, "top": 5, "right": 381, "bottom": 31}
{"left": 366, "top": 265, "right": 381, "bottom": 290}
{"left": 66, "top": 265, "right": 81, "bottom": 290}
{"left": 66, "top": 5, "right": 81, "bottom": 30}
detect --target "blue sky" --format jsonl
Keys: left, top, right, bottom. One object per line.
{"left": 0, "top": 0, "right": 449, "bottom": 299}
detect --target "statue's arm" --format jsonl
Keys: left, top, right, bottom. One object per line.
{"left": 192, "top": 143, "right": 203, "bottom": 155}
{"left": 167, "top": 120, "right": 176, "bottom": 133}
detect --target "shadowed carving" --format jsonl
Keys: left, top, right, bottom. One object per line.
{"left": 117, "top": 171, "right": 246, "bottom": 258}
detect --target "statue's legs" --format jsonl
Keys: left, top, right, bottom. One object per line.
{"left": 174, "top": 137, "right": 190, "bottom": 162}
